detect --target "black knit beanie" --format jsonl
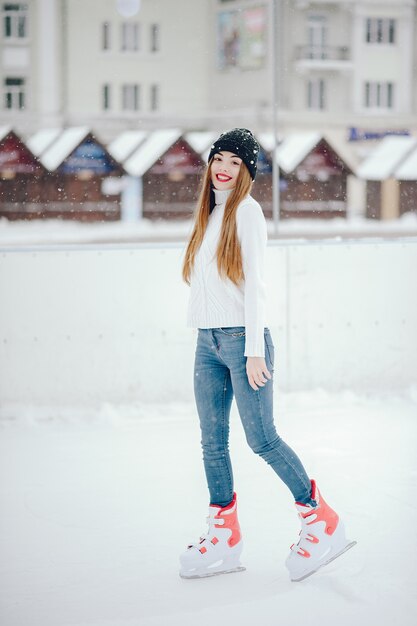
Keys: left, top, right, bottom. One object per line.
{"left": 208, "top": 128, "right": 260, "bottom": 181}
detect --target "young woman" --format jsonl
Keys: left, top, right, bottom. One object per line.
{"left": 180, "top": 128, "right": 356, "bottom": 581}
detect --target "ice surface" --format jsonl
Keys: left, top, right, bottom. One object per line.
{"left": 0, "top": 390, "right": 416, "bottom": 626}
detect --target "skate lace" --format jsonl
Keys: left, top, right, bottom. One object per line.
{"left": 187, "top": 516, "right": 225, "bottom": 549}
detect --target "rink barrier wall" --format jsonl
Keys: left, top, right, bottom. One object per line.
{"left": 0, "top": 239, "right": 416, "bottom": 411}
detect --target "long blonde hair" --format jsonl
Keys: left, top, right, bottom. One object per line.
{"left": 182, "top": 158, "right": 253, "bottom": 286}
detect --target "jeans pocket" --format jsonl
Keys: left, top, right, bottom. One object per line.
{"left": 219, "top": 327, "right": 246, "bottom": 337}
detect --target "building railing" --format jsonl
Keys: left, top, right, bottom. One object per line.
{"left": 295, "top": 45, "right": 350, "bottom": 61}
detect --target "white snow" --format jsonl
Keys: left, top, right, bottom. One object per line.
{"left": 276, "top": 131, "right": 321, "bottom": 174}
{"left": 357, "top": 135, "right": 417, "bottom": 181}
{"left": 1, "top": 212, "right": 416, "bottom": 624}
{"left": 257, "top": 132, "right": 281, "bottom": 153}
{"left": 184, "top": 131, "right": 218, "bottom": 160}
{"left": 1, "top": 213, "right": 417, "bottom": 247}
{"left": 40, "top": 126, "right": 90, "bottom": 171}
{"left": 0, "top": 390, "right": 416, "bottom": 626}
{"left": 395, "top": 144, "right": 417, "bottom": 180}
{"left": 324, "top": 130, "right": 359, "bottom": 172}
{"left": 27, "top": 128, "right": 62, "bottom": 157}
{"left": 124, "top": 129, "right": 182, "bottom": 177}
{"left": 107, "top": 130, "right": 149, "bottom": 163}
{"left": 0, "top": 125, "right": 12, "bottom": 142}
{"left": 274, "top": 131, "right": 358, "bottom": 175}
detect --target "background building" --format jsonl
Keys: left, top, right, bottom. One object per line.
{"left": 1, "top": 0, "right": 416, "bottom": 141}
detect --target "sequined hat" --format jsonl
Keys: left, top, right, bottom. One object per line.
{"left": 208, "top": 128, "right": 260, "bottom": 181}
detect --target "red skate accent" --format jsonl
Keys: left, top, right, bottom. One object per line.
{"left": 298, "top": 547, "right": 311, "bottom": 558}
{"left": 199, "top": 546, "right": 207, "bottom": 554}
{"left": 306, "top": 534, "right": 320, "bottom": 544}
{"left": 211, "top": 537, "right": 219, "bottom": 545}
{"left": 214, "top": 492, "right": 242, "bottom": 548}
{"left": 211, "top": 494, "right": 236, "bottom": 512}
{"left": 298, "top": 480, "right": 339, "bottom": 537}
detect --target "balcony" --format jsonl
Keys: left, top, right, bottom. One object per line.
{"left": 295, "top": 45, "right": 353, "bottom": 71}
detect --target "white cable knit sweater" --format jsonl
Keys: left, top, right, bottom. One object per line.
{"left": 186, "top": 187, "right": 268, "bottom": 357}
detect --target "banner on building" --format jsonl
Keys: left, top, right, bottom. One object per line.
{"left": 217, "top": 6, "right": 267, "bottom": 70}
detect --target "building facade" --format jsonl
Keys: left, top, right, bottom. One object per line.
{"left": 0, "top": 0, "right": 416, "bottom": 140}
{"left": 209, "top": 0, "right": 416, "bottom": 131}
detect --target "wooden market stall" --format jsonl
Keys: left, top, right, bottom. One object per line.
{"left": 357, "top": 135, "right": 417, "bottom": 220}
{"left": 0, "top": 127, "right": 46, "bottom": 220}
{"left": 124, "top": 129, "right": 204, "bottom": 219}
{"left": 276, "top": 132, "right": 353, "bottom": 219}
{"left": 35, "top": 127, "right": 125, "bottom": 221}
{"left": 392, "top": 145, "right": 417, "bottom": 217}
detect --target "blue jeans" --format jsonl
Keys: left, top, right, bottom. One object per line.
{"left": 193, "top": 327, "right": 315, "bottom": 507}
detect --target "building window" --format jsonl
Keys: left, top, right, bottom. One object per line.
{"left": 150, "top": 84, "right": 159, "bottom": 111}
{"left": 307, "top": 14, "right": 327, "bottom": 59}
{"left": 102, "top": 84, "right": 111, "bottom": 110}
{"left": 121, "top": 22, "right": 139, "bottom": 51}
{"left": 102, "top": 22, "right": 111, "bottom": 50}
{"left": 365, "top": 18, "right": 396, "bottom": 44}
{"left": 122, "top": 84, "right": 139, "bottom": 110}
{"left": 307, "top": 78, "right": 325, "bottom": 110}
{"left": 4, "top": 76, "right": 25, "bottom": 109}
{"left": 150, "top": 23, "right": 159, "bottom": 52}
{"left": 3, "top": 2, "right": 28, "bottom": 38}
{"left": 364, "top": 81, "right": 394, "bottom": 109}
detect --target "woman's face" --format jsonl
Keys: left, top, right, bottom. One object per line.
{"left": 211, "top": 151, "right": 242, "bottom": 190}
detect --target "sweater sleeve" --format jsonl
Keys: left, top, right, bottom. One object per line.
{"left": 236, "top": 199, "right": 267, "bottom": 357}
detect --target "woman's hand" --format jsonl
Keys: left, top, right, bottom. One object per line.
{"left": 246, "top": 356, "right": 272, "bottom": 391}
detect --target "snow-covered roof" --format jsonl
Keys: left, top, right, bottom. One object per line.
{"left": 124, "top": 129, "right": 182, "bottom": 177}
{"left": 0, "top": 126, "right": 12, "bottom": 142}
{"left": 108, "top": 130, "right": 148, "bottom": 163}
{"left": 257, "top": 132, "right": 281, "bottom": 153}
{"left": 275, "top": 132, "right": 321, "bottom": 173}
{"left": 393, "top": 145, "right": 417, "bottom": 180}
{"left": 40, "top": 126, "right": 90, "bottom": 171}
{"left": 323, "top": 130, "right": 358, "bottom": 173}
{"left": 356, "top": 135, "right": 417, "bottom": 181}
{"left": 26, "top": 128, "right": 62, "bottom": 157}
{"left": 184, "top": 131, "right": 218, "bottom": 160}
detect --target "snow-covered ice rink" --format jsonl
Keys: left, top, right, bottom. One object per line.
{"left": 1, "top": 390, "right": 416, "bottom": 626}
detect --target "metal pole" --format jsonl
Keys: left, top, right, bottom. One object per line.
{"left": 271, "top": 0, "right": 280, "bottom": 235}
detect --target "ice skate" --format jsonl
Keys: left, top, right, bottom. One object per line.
{"left": 179, "top": 492, "right": 245, "bottom": 579}
{"left": 285, "top": 479, "right": 356, "bottom": 582}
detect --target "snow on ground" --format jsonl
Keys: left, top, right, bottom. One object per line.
{"left": 1, "top": 390, "right": 416, "bottom": 626}
{"left": 1, "top": 212, "right": 417, "bottom": 246}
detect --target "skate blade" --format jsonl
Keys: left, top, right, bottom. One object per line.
{"left": 180, "top": 565, "right": 246, "bottom": 580}
{"left": 291, "top": 540, "right": 357, "bottom": 582}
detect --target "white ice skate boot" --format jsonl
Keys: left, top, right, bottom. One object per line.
{"left": 179, "top": 492, "right": 245, "bottom": 579}
{"left": 285, "top": 479, "right": 356, "bottom": 582}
